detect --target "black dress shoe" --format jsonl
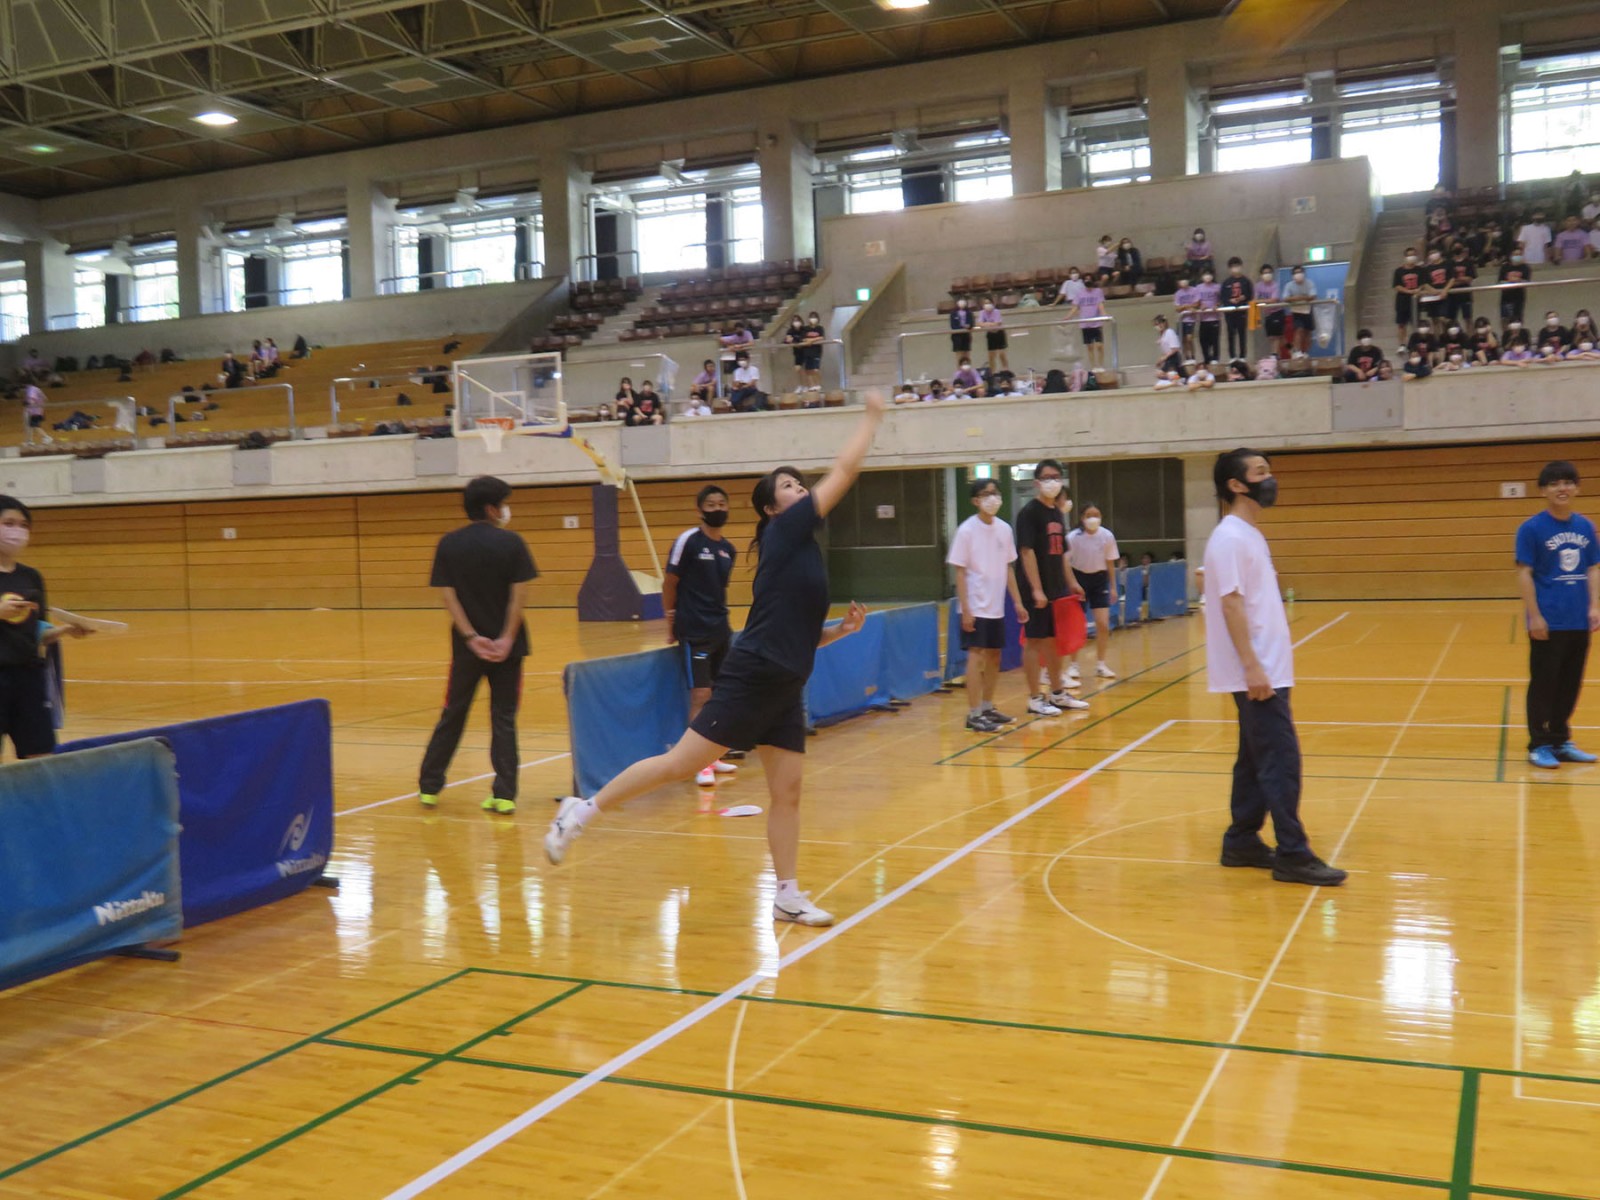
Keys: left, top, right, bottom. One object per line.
{"left": 1220, "top": 843, "right": 1275, "bottom": 869}
{"left": 1272, "top": 855, "right": 1348, "bottom": 886}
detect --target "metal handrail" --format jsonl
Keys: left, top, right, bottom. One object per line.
{"left": 897, "top": 314, "right": 1121, "bottom": 383}
{"left": 328, "top": 372, "right": 436, "bottom": 423}
{"left": 169, "top": 380, "right": 296, "bottom": 438}
{"left": 745, "top": 335, "right": 850, "bottom": 392}
{"left": 24, "top": 394, "right": 137, "bottom": 446}
{"left": 120, "top": 302, "right": 179, "bottom": 323}
{"left": 237, "top": 285, "right": 318, "bottom": 309}
{"left": 377, "top": 268, "right": 488, "bottom": 294}
{"left": 573, "top": 249, "right": 641, "bottom": 283}
{"left": 46, "top": 311, "right": 103, "bottom": 332}
{"left": 565, "top": 352, "right": 679, "bottom": 418}
{"left": 514, "top": 261, "right": 546, "bottom": 281}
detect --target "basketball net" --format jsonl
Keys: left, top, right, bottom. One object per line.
{"left": 475, "top": 416, "right": 516, "bottom": 454}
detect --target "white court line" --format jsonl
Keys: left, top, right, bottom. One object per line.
{"left": 1138, "top": 620, "right": 1460, "bottom": 1200}
{"left": 66, "top": 676, "right": 442, "bottom": 686}
{"left": 380, "top": 720, "right": 1178, "bottom": 1199}
{"left": 335, "top": 752, "right": 570, "bottom": 817}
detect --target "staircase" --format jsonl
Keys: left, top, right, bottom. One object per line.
{"left": 1357, "top": 205, "right": 1427, "bottom": 347}
{"left": 584, "top": 290, "right": 663, "bottom": 347}
{"left": 849, "top": 324, "right": 906, "bottom": 392}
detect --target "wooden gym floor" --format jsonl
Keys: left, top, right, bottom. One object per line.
{"left": 2, "top": 600, "right": 1598, "bottom": 1199}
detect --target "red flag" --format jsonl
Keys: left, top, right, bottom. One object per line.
{"left": 1054, "top": 595, "right": 1087, "bottom": 656}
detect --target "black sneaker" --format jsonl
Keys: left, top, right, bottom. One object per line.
{"left": 1272, "top": 855, "right": 1348, "bottom": 886}
{"left": 965, "top": 713, "right": 1001, "bottom": 733}
{"left": 1220, "top": 842, "right": 1275, "bottom": 869}
{"left": 985, "top": 708, "right": 1016, "bottom": 724}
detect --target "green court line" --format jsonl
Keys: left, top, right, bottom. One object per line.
{"left": 935, "top": 641, "right": 1205, "bottom": 765}
{"left": 1451, "top": 1070, "right": 1480, "bottom": 1200}
{"left": 0, "top": 967, "right": 475, "bottom": 1183}
{"left": 155, "top": 982, "right": 590, "bottom": 1199}
{"left": 1473, "top": 1187, "right": 1600, "bottom": 1200}
{"left": 1496, "top": 688, "right": 1511, "bottom": 783}
{"left": 1011, "top": 663, "right": 1208, "bottom": 766}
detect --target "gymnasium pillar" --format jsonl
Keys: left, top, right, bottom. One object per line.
{"left": 20, "top": 237, "right": 72, "bottom": 335}
{"left": 541, "top": 149, "right": 591, "bottom": 280}
{"left": 175, "top": 206, "right": 215, "bottom": 317}
{"left": 1008, "top": 77, "right": 1062, "bottom": 196}
{"left": 1452, "top": 0, "right": 1503, "bottom": 191}
{"left": 345, "top": 178, "right": 396, "bottom": 300}
{"left": 1147, "top": 37, "right": 1200, "bottom": 180}
{"left": 759, "top": 119, "right": 816, "bottom": 264}
{"left": 1182, "top": 455, "right": 1220, "bottom": 599}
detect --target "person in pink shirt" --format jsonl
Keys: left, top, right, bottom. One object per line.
{"left": 1068, "top": 275, "right": 1109, "bottom": 370}
{"left": 1173, "top": 276, "right": 1200, "bottom": 360}
{"left": 1553, "top": 216, "right": 1593, "bottom": 264}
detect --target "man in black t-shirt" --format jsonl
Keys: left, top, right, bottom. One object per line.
{"left": 1344, "top": 330, "right": 1384, "bottom": 382}
{"left": 1014, "top": 461, "right": 1088, "bottom": 717}
{"left": 418, "top": 475, "right": 539, "bottom": 815}
{"left": 1446, "top": 245, "right": 1477, "bottom": 325}
{"left": 1498, "top": 255, "right": 1533, "bottom": 326}
{"left": 1392, "top": 248, "right": 1423, "bottom": 348}
{"left": 0, "top": 496, "right": 84, "bottom": 759}
{"left": 1220, "top": 258, "right": 1254, "bottom": 361}
{"left": 665, "top": 484, "right": 739, "bottom": 787}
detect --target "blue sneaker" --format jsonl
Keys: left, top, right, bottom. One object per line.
{"left": 1555, "top": 742, "right": 1599, "bottom": 764}
{"left": 1529, "top": 746, "right": 1561, "bottom": 769}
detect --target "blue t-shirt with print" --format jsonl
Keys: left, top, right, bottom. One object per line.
{"left": 1516, "top": 510, "right": 1600, "bottom": 630}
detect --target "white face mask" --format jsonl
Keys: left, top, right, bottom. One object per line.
{"left": 978, "top": 494, "right": 1002, "bottom": 515}
{"left": 1037, "top": 478, "right": 1063, "bottom": 499}
{"left": 1360, "top": 338, "right": 1372, "bottom": 346}
{"left": 0, "top": 526, "right": 28, "bottom": 552}
{"left": 1448, "top": 328, "right": 1460, "bottom": 336}
{"left": 1549, "top": 318, "right": 1561, "bottom": 326}
{"left": 1510, "top": 322, "right": 1522, "bottom": 331}
{"left": 1584, "top": 343, "right": 1595, "bottom": 352}
{"left": 1083, "top": 516, "right": 1102, "bottom": 532}
{"left": 497, "top": 505, "right": 512, "bottom": 527}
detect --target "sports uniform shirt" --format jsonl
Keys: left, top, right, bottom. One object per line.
{"left": 946, "top": 515, "right": 1017, "bottom": 620}
{"left": 1067, "top": 526, "right": 1120, "bottom": 574}
{"left": 1517, "top": 511, "right": 1600, "bottom": 631}
{"left": 1014, "top": 499, "right": 1068, "bottom": 599}
{"left": 430, "top": 521, "right": 539, "bottom": 657}
{"left": 738, "top": 493, "right": 829, "bottom": 679}
{"left": 0, "top": 563, "right": 45, "bottom": 668}
{"left": 667, "top": 528, "right": 734, "bottom": 642}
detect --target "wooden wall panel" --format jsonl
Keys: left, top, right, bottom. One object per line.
{"left": 25, "top": 502, "right": 188, "bottom": 610}
{"left": 1268, "top": 440, "right": 1600, "bottom": 601}
{"left": 184, "top": 496, "right": 360, "bottom": 609}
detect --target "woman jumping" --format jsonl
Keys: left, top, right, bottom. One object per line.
{"left": 544, "top": 394, "right": 887, "bottom": 926}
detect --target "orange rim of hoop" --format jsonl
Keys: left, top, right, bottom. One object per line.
{"left": 474, "top": 416, "right": 516, "bottom": 452}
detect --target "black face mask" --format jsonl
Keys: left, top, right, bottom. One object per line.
{"left": 701, "top": 509, "right": 729, "bottom": 528}
{"left": 1241, "top": 477, "right": 1278, "bottom": 508}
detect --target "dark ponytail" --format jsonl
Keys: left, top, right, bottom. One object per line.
{"left": 748, "top": 466, "right": 804, "bottom": 561}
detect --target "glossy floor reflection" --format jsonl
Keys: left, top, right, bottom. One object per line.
{"left": 2, "top": 601, "right": 1598, "bottom": 1198}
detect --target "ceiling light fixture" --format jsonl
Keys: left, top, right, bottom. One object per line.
{"left": 22, "top": 143, "right": 60, "bottom": 155}
{"left": 876, "top": 0, "right": 930, "bottom": 9}
{"left": 193, "top": 111, "right": 238, "bottom": 127}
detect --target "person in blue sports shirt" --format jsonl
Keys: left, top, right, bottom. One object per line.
{"left": 1517, "top": 460, "right": 1600, "bottom": 769}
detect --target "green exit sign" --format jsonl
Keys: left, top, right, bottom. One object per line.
{"left": 1305, "top": 245, "right": 1329, "bottom": 262}
{"left": 855, "top": 287, "right": 871, "bottom": 302}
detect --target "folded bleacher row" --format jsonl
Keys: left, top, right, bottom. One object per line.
{"left": 624, "top": 259, "right": 815, "bottom": 342}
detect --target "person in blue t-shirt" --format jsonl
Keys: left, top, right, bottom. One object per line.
{"left": 544, "top": 393, "right": 887, "bottom": 928}
{"left": 1516, "top": 460, "right": 1600, "bottom": 768}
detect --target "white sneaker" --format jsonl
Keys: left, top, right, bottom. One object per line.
{"left": 696, "top": 767, "right": 717, "bottom": 786}
{"left": 544, "top": 796, "right": 588, "bottom": 864}
{"left": 1028, "top": 695, "right": 1062, "bottom": 717}
{"left": 1096, "top": 662, "right": 1117, "bottom": 679}
{"left": 1058, "top": 674, "right": 1082, "bottom": 691}
{"left": 1066, "top": 663, "right": 1081, "bottom": 681}
{"left": 712, "top": 760, "right": 737, "bottom": 774}
{"left": 1052, "top": 691, "right": 1090, "bottom": 710}
{"left": 773, "top": 891, "right": 835, "bottom": 926}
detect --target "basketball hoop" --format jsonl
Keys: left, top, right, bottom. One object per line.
{"left": 474, "top": 416, "right": 516, "bottom": 454}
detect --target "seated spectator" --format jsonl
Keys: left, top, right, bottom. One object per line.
{"left": 1407, "top": 324, "right": 1440, "bottom": 367}
{"left": 615, "top": 377, "right": 635, "bottom": 406}
{"left": 1567, "top": 337, "right": 1600, "bottom": 360}
{"left": 132, "top": 348, "right": 156, "bottom": 369}
{"left": 1440, "top": 350, "right": 1469, "bottom": 372}
{"left": 262, "top": 338, "right": 280, "bottom": 367}
{"left": 1017, "top": 288, "right": 1042, "bottom": 309}
{"left": 1537, "top": 339, "right": 1567, "bottom": 363}
{"left": 1183, "top": 228, "right": 1214, "bottom": 278}
{"left": 1345, "top": 330, "right": 1384, "bottom": 381}
{"left": 1153, "top": 314, "right": 1182, "bottom": 375}
{"left": 1226, "top": 359, "right": 1254, "bottom": 382}
{"left": 1425, "top": 207, "right": 1455, "bottom": 254}
{"left": 926, "top": 380, "right": 950, "bottom": 402}
{"left": 950, "top": 357, "right": 986, "bottom": 398}
{"left": 159, "top": 347, "right": 181, "bottom": 363}
{"left": 1095, "top": 235, "right": 1116, "bottom": 279}
{"left": 1403, "top": 351, "right": 1433, "bottom": 379}
{"left": 682, "top": 398, "right": 711, "bottom": 417}
{"left": 689, "top": 359, "right": 717, "bottom": 402}
{"left": 1590, "top": 220, "right": 1600, "bottom": 260}
{"left": 596, "top": 403, "right": 614, "bottom": 421}
{"left": 291, "top": 334, "right": 310, "bottom": 359}
{"left": 1042, "top": 368, "right": 1068, "bottom": 394}
{"left": 1553, "top": 215, "right": 1592, "bottom": 263}
{"left": 719, "top": 320, "right": 755, "bottom": 349}
{"left": 20, "top": 349, "right": 45, "bottom": 378}
{"left": 1572, "top": 309, "right": 1598, "bottom": 345}
{"left": 728, "top": 352, "right": 765, "bottom": 411}
{"left": 1501, "top": 332, "right": 1535, "bottom": 364}
{"left": 429, "top": 364, "right": 451, "bottom": 394}
{"left": 627, "top": 393, "right": 664, "bottom": 425}
{"left": 1440, "top": 322, "right": 1469, "bottom": 363}
{"left": 1186, "top": 363, "right": 1216, "bottom": 391}
{"left": 1470, "top": 318, "right": 1500, "bottom": 365}
{"left": 1537, "top": 311, "right": 1570, "bottom": 355}
{"left": 893, "top": 382, "right": 922, "bottom": 405}
{"left": 1153, "top": 368, "right": 1184, "bottom": 391}
{"left": 1115, "top": 237, "right": 1142, "bottom": 286}
{"left": 636, "top": 380, "right": 662, "bottom": 412}
{"left": 219, "top": 351, "right": 247, "bottom": 388}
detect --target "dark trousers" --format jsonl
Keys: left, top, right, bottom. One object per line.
{"left": 1527, "top": 629, "right": 1590, "bottom": 750}
{"left": 1198, "top": 321, "right": 1220, "bottom": 363}
{"left": 419, "top": 644, "right": 524, "bottom": 800}
{"left": 1224, "top": 311, "right": 1249, "bottom": 359}
{"left": 1501, "top": 293, "right": 1526, "bottom": 326}
{"left": 1224, "top": 688, "right": 1311, "bottom": 859}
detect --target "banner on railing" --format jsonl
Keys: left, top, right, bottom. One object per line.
{"left": 58, "top": 700, "right": 334, "bottom": 927}
{"left": 0, "top": 738, "right": 181, "bottom": 991}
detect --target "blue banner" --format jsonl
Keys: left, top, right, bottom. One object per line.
{"left": 565, "top": 645, "right": 690, "bottom": 798}
{"left": 875, "top": 603, "right": 943, "bottom": 701}
{"left": 58, "top": 700, "right": 334, "bottom": 927}
{"left": 1147, "top": 560, "right": 1190, "bottom": 619}
{"left": 0, "top": 738, "right": 181, "bottom": 990}
{"left": 806, "top": 613, "right": 890, "bottom": 726}
{"left": 1122, "top": 566, "right": 1146, "bottom": 624}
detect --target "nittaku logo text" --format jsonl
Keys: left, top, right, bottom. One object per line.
{"left": 92, "top": 890, "right": 165, "bottom": 926}
{"left": 276, "top": 852, "right": 327, "bottom": 879}
{"left": 275, "top": 811, "right": 324, "bottom": 879}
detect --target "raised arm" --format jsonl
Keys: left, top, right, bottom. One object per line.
{"left": 810, "top": 390, "right": 886, "bottom": 518}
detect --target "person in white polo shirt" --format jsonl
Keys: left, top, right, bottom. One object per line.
{"left": 1065, "top": 504, "right": 1120, "bottom": 686}
{"left": 947, "top": 477, "right": 1026, "bottom": 733}
{"left": 1204, "top": 448, "right": 1346, "bottom": 887}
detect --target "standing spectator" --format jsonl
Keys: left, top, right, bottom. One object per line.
{"left": 1014, "top": 461, "right": 1089, "bottom": 716}
{"left": 1220, "top": 257, "right": 1254, "bottom": 360}
{"left": 801, "top": 310, "right": 827, "bottom": 391}
{"left": 1095, "top": 235, "right": 1117, "bottom": 280}
{"left": 1517, "top": 460, "right": 1600, "bottom": 769}
{"left": 949, "top": 298, "right": 975, "bottom": 371}
{"left": 1517, "top": 209, "right": 1553, "bottom": 264}
{"left": 1393, "top": 247, "right": 1424, "bottom": 350}
{"left": 1115, "top": 237, "right": 1143, "bottom": 286}
{"left": 417, "top": 476, "right": 538, "bottom": 815}
{"left": 1282, "top": 266, "right": 1317, "bottom": 358}
{"left": 1053, "top": 267, "right": 1086, "bottom": 308}
{"left": 21, "top": 383, "right": 47, "bottom": 444}
{"left": 947, "top": 478, "right": 1026, "bottom": 732}
{"left": 1154, "top": 315, "right": 1182, "bottom": 375}
{"left": 1553, "top": 215, "right": 1592, "bottom": 263}
{"left": 1255, "top": 264, "right": 1282, "bottom": 353}
{"left": 1583, "top": 190, "right": 1600, "bottom": 223}
{"left": 1205, "top": 450, "right": 1347, "bottom": 885}
{"left": 1066, "top": 505, "right": 1121, "bottom": 683}
{"left": 1173, "top": 274, "right": 1200, "bottom": 360}
{"left": 1417, "top": 250, "right": 1451, "bottom": 336}
{"left": 1447, "top": 243, "right": 1477, "bottom": 327}
{"left": 1195, "top": 269, "right": 1223, "bottom": 364}
{"left": 1498, "top": 251, "right": 1533, "bottom": 330}
{"left": 1068, "top": 275, "right": 1109, "bottom": 371}
{"left": 1344, "top": 330, "right": 1383, "bottom": 381}
{"left": 689, "top": 359, "right": 718, "bottom": 403}
{"left": 664, "top": 485, "right": 739, "bottom": 786}
{"left": 783, "top": 315, "right": 808, "bottom": 392}
{"left": 977, "top": 296, "right": 1009, "bottom": 374}
{"left": 1184, "top": 228, "right": 1215, "bottom": 278}
{"left": 719, "top": 320, "right": 755, "bottom": 350}
{"left": 1562, "top": 170, "right": 1588, "bottom": 220}
{"left": 728, "top": 352, "right": 765, "bottom": 412}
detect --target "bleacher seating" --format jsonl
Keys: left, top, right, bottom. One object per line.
{"left": 530, "top": 277, "right": 643, "bottom": 352}
{"left": 939, "top": 264, "right": 1161, "bottom": 314}
{"left": 624, "top": 258, "right": 815, "bottom": 342}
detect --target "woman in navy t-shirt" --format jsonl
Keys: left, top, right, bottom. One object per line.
{"left": 545, "top": 394, "right": 888, "bottom": 927}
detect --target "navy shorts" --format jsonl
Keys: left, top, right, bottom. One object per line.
{"left": 689, "top": 647, "right": 808, "bottom": 754}
{"left": 960, "top": 616, "right": 1006, "bottom": 651}
{"left": 1074, "top": 568, "right": 1112, "bottom": 611}
{"left": 1081, "top": 327, "right": 1104, "bottom": 345}
{"left": 683, "top": 635, "right": 729, "bottom": 690}
{"left": 801, "top": 346, "right": 823, "bottom": 371}
{"left": 0, "top": 663, "right": 56, "bottom": 757}
{"left": 1023, "top": 599, "right": 1057, "bottom": 641}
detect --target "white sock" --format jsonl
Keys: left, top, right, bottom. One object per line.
{"left": 572, "top": 798, "right": 601, "bottom": 828}
{"left": 776, "top": 879, "right": 802, "bottom": 902}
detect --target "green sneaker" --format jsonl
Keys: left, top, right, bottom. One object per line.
{"left": 419, "top": 793, "right": 439, "bottom": 809}
{"left": 482, "top": 796, "right": 516, "bottom": 815}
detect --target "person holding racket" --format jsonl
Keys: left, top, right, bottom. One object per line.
{"left": 0, "top": 496, "right": 87, "bottom": 759}
{"left": 544, "top": 394, "right": 887, "bottom": 928}
{"left": 1014, "top": 462, "right": 1089, "bottom": 717}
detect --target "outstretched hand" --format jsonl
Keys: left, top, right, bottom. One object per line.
{"left": 840, "top": 600, "right": 868, "bottom": 635}
{"left": 862, "top": 389, "right": 886, "bottom": 417}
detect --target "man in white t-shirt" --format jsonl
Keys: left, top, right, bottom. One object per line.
{"left": 1517, "top": 212, "right": 1553, "bottom": 265}
{"left": 1204, "top": 448, "right": 1346, "bottom": 887}
{"left": 947, "top": 477, "right": 1026, "bottom": 733}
